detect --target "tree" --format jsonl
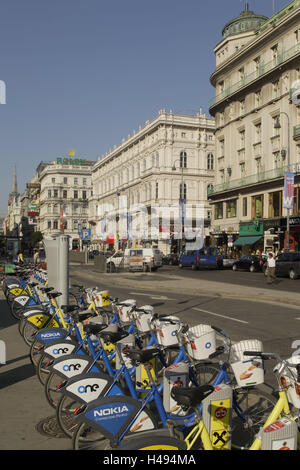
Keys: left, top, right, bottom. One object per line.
{"left": 31, "top": 231, "right": 43, "bottom": 247}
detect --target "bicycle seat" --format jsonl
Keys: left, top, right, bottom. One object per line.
{"left": 41, "top": 287, "right": 54, "bottom": 293}
{"left": 61, "top": 305, "right": 79, "bottom": 313}
{"left": 98, "top": 330, "right": 129, "bottom": 343}
{"left": 83, "top": 323, "right": 109, "bottom": 335}
{"left": 47, "top": 292, "right": 62, "bottom": 299}
{"left": 125, "top": 348, "right": 160, "bottom": 364}
{"left": 171, "top": 385, "right": 215, "bottom": 408}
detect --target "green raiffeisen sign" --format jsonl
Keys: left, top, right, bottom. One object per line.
{"left": 239, "top": 219, "right": 263, "bottom": 236}
{"left": 56, "top": 157, "right": 87, "bottom": 165}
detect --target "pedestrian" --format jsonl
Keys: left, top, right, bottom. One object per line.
{"left": 17, "top": 250, "right": 24, "bottom": 265}
{"left": 266, "top": 252, "right": 276, "bottom": 284}
{"left": 33, "top": 249, "right": 40, "bottom": 266}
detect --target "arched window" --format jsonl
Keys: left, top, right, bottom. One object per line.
{"left": 180, "top": 183, "right": 187, "bottom": 200}
{"left": 180, "top": 151, "right": 187, "bottom": 168}
{"left": 207, "top": 153, "right": 214, "bottom": 170}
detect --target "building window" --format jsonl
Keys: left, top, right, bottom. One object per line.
{"left": 240, "top": 162, "right": 245, "bottom": 177}
{"left": 181, "top": 132, "right": 186, "bottom": 138}
{"left": 74, "top": 178, "right": 78, "bottom": 185}
{"left": 219, "top": 139, "right": 225, "bottom": 157}
{"left": 48, "top": 190, "right": 51, "bottom": 198}
{"left": 255, "top": 90, "right": 261, "bottom": 108}
{"left": 251, "top": 194, "right": 264, "bottom": 218}
{"left": 63, "top": 190, "right": 67, "bottom": 198}
{"left": 53, "top": 220, "right": 58, "bottom": 230}
{"left": 255, "top": 122, "right": 262, "bottom": 143}
{"left": 271, "top": 44, "right": 278, "bottom": 63}
{"left": 269, "top": 191, "right": 282, "bottom": 218}
{"left": 155, "top": 182, "right": 159, "bottom": 199}
{"left": 180, "top": 152, "right": 187, "bottom": 168}
{"left": 74, "top": 190, "right": 78, "bottom": 199}
{"left": 63, "top": 177, "right": 67, "bottom": 184}
{"left": 239, "top": 130, "right": 245, "bottom": 149}
{"left": 226, "top": 199, "right": 237, "bottom": 218}
{"left": 179, "top": 183, "right": 187, "bottom": 200}
{"left": 53, "top": 189, "right": 58, "bottom": 198}
{"left": 215, "top": 202, "right": 223, "bottom": 219}
{"left": 220, "top": 169, "right": 225, "bottom": 184}
{"left": 273, "top": 151, "right": 280, "bottom": 169}
{"left": 51, "top": 178, "right": 55, "bottom": 183}
{"left": 272, "top": 80, "right": 280, "bottom": 99}
{"left": 83, "top": 178, "right": 87, "bottom": 186}
{"left": 207, "top": 183, "right": 214, "bottom": 195}
{"left": 82, "top": 190, "right": 87, "bottom": 200}
{"left": 293, "top": 187, "right": 300, "bottom": 215}
{"left": 47, "top": 220, "right": 51, "bottom": 229}
{"left": 239, "top": 100, "right": 245, "bottom": 116}
{"left": 256, "top": 157, "right": 262, "bottom": 173}
{"left": 254, "top": 56, "right": 261, "bottom": 73}
{"left": 238, "top": 66, "right": 245, "bottom": 81}
{"left": 243, "top": 197, "right": 248, "bottom": 217}
{"left": 207, "top": 153, "right": 214, "bottom": 170}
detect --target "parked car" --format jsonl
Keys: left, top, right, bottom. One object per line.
{"left": 222, "top": 257, "right": 236, "bottom": 269}
{"left": 88, "top": 249, "right": 100, "bottom": 260}
{"left": 178, "top": 247, "right": 223, "bottom": 270}
{"left": 162, "top": 253, "right": 179, "bottom": 266}
{"left": 232, "top": 255, "right": 266, "bottom": 272}
{"left": 106, "top": 248, "right": 163, "bottom": 272}
{"left": 264, "top": 251, "right": 300, "bottom": 280}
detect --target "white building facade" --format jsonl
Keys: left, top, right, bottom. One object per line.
{"left": 89, "top": 110, "right": 215, "bottom": 254}
{"left": 38, "top": 157, "right": 94, "bottom": 249}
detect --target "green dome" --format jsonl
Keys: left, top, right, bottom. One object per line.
{"left": 222, "top": 2, "right": 268, "bottom": 39}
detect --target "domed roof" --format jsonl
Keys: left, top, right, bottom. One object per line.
{"left": 222, "top": 2, "right": 268, "bottom": 39}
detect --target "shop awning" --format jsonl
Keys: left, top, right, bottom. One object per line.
{"left": 233, "top": 236, "right": 262, "bottom": 246}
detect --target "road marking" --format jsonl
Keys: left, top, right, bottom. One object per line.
{"left": 192, "top": 307, "right": 249, "bottom": 324}
{"left": 129, "top": 292, "right": 174, "bottom": 300}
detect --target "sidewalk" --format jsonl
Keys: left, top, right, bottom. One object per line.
{"left": 70, "top": 264, "right": 300, "bottom": 308}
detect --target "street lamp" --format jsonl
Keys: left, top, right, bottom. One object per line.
{"left": 172, "top": 159, "right": 185, "bottom": 254}
{"left": 274, "top": 112, "right": 291, "bottom": 251}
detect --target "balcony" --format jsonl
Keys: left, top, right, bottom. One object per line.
{"left": 294, "top": 125, "right": 300, "bottom": 141}
{"left": 208, "top": 165, "right": 291, "bottom": 196}
{"left": 209, "top": 41, "right": 300, "bottom": 110}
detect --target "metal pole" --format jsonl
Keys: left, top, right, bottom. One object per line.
{"left": 282, "top": 111, "right": 291, "bottom": 251}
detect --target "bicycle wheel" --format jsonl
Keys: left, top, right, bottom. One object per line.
{"left": 45, "top": 371, "right": 66, "bottom": 409}
{"left": 231, "top": 387, "right": 277, "bottom": 449}
{"left": 36, "top": 352, "right": 52, "bottom": 385}
{"left": 193, "top": 363, "right": 221, "bottom": 386}
{"left": 116, "top": 434, "right": 187, "bottom": 450}
{"left": 22, "top": 320, "right": 40, "bottom": 347}
{"left": 57, "top": 395, "right": 87, "bottom": 438}
{"left": 10, "top": 297, "right": 31, "bottom": 320}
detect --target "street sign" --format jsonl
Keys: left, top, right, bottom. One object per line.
{"left": 81, "top": 229, "right": 91, "bottom": 241}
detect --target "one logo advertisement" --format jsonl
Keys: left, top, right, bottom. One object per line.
{"left": 45, "top": 343, "right": 75, "bottom": 357}
{"left": 53, "top": 359, "right": 89, "bottom": 377}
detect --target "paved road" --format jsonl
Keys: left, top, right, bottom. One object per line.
{"left": 157, "top": 264, "right": 300, "bottom": 293}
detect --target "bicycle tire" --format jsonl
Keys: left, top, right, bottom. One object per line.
{"left": 116, "top": 434, "right": 187, "bottom": 450}
{"left": 72, "top": 406, "right": 159, "bottom": 450}
{"left": 193, "top": 363, "right": 221, "bottom": 386}
{"left": 10, "top": 297, "right": 31, "bottom": 320}
{"left": 29, "top": 327, "right": 69, "bottom": 368}
{"left": 45, "top": 371, "right": 67, "bottom": 409}
{"left": 21, "top": 320, "right": 40, "bottom": 347}
{"left": 36, "top": 352, "right": 52, "bottom": 385}
{"left": 56, "top": 394, "right": 87, "bottom": 438}
{"left": 231, "top": 387, "right": 277, "bottom": 449}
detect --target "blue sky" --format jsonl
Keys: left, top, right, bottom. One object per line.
{"left": 0, "top": 0, "right": 291, "bottom": 213}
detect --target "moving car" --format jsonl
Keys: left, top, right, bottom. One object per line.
{"left": 106, "top": 248, "right": 163, "bottom": 272}
{"left": 232, "top": 255, "right": 266, "bottom": 273}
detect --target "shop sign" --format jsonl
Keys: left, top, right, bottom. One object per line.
{"left": 56, "top": 157, "right": 87, "bottom": 166}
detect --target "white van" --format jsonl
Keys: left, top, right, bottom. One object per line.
{"left": 106, "top": 248, "right": 162, "bottom": 272}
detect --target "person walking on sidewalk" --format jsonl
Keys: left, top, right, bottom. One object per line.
{"left": 266, "top": 252, "right": 276, "bottom": 284}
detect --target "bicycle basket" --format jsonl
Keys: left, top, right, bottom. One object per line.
{"left": 230, "top": 339, "right": 264, "bottom": 388}
{"left": 93, "top": 290, "right": 110, "bottom": 307}
{"left": 153, "top": 316, "right": 181, "bottom": 347}
{"left": 275, "top": 355, "right": 300, "bottom": 408}
{"left": 117, "top": 299, "right": 136, "bottom": 324}
{"left": 132, "top": 305, "right": 154, "bottom": 333}
{"left": 183, "top": 324, "right": 216, "bottom": 360}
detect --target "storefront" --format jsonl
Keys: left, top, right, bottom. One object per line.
{"left": 233, "top": 221, "right": 264, "bottom": 254}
